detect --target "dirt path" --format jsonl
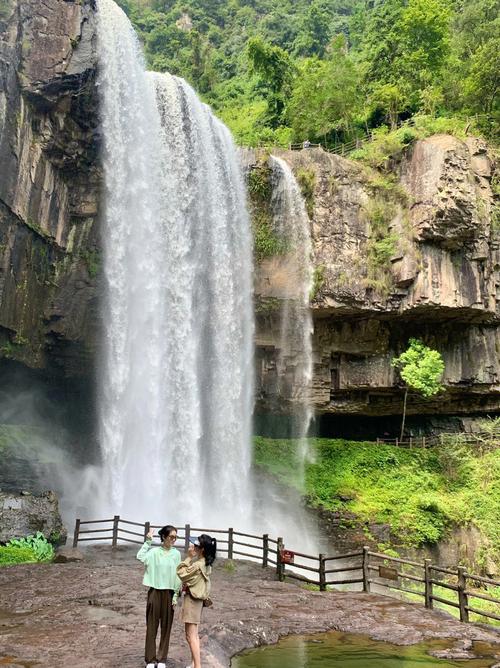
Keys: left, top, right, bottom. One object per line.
{"left": 0, "top": 546, "right": 498, "bottom": 667}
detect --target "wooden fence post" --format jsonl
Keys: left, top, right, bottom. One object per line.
{"left": 362, "top": 546, "right": 371, "bottom": 592}
{"left": 319, "top": 553, "right": 326, "bottom": 591}
{"left": 184, "top": 524, "right": 191, "bottom": 552}
{"left": 228, "top": 528, "right": 234, "bottom": 560}
{"left": 458, "top": 567, "right": 469, "bottom": 622}
{"left": 262, "top": 534, "right": 269, "bottom": 568}
{"left": 276, "top": 537, "right": 284, "bottom": 581}
{"left": 424, "top": 559, "right": 433, "bottom": 609}
{"left": 112, "top": 515, "right": 120, "bottom": 548}
{"left": 72, "top": 518, "right": 81, "bottom": 548}
{"left": 144, "top": 521, "right": 150, "bottom": 541}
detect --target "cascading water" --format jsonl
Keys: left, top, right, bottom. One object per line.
{"left": 270, "top": 156, "right": 314, "bottom": 467}
{"left": 95, "top": 0, "right": 254, "bottom": 525}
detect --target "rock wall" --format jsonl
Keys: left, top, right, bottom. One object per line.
{"left": 253, "top": 138, "right": 500, "bottom": 420}
{"left": 0, "top": 0, "right": 99, "bottom": 376}
{"left": 1, "top": 1, "right": 499, "bottom": 425}
{"left": 0, "top": 490, "right": 66, "bottom": 543}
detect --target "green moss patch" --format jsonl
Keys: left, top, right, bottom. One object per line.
{"left": 254, "top": 437, "right": 500, "bottom": 561}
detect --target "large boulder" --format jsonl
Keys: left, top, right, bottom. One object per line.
{"left": 0, "top": 489, "right": 67, "bottom": 544}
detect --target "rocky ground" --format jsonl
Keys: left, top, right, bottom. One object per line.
{"left": 0, "top": 546, "right": 499, "bottom": 667}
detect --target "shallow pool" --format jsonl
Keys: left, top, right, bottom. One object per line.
{"left": 231, "top": 631, "right": 499, "bottom": 667}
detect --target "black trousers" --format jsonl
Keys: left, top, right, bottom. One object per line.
{"left": 145, "top": 588, "right": 174, "bottom": 663}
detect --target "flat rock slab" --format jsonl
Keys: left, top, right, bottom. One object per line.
{"left": 0, "top": 546, "right": 498, "bottom": 667}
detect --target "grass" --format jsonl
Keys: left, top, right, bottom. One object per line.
{"left": 0, "top": 546, "right": 37, "bottom": 566}
{"left": 254, "top": 437, "right": 500, "bottom": 565}
{"left": 393, "top": 580, "right": 500, "bottom": 627}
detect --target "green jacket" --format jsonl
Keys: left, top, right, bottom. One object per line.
{"left": 176, "top": 556, "right": 211, "bottom": 600}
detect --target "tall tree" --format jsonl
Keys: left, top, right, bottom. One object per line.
{"left": 247, "top": 37, "right": 295, "bottom": 128}
{"left": 392, "top": 339, "right": 445, "bottom": 440}
{"left": 287, "top": 38, "right": 361, "bottom": 141}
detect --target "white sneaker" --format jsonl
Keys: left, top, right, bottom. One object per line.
{"left": 158, "top": 664, "right": 166, "bottom": 668}
{"left": 146, "top": 664, "right": 155, "bottom": 668}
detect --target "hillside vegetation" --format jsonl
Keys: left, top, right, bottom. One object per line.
{"left": 255, "top": 436, "right": 500, "bottom": 569}
{"left": 116, "top": 0, "right": 499, "bottom": 146}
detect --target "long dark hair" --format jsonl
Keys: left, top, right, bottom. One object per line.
{"left": 158, "top": 525, "right": 177, "bottom": 541}
{"left": 198, "top": 534, "right": 217, "bottom": 566}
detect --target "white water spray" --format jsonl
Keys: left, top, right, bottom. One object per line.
{"left": 95, "top": 0, "right": 254, "bottom": 526}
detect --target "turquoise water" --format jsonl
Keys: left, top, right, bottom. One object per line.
{"left": 231, "top": 632, "right": 499, "bottom": 667}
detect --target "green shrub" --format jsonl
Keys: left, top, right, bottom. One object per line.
{"left": 310, "top": 264, "right": 325, "bottom": 300}
{"left": 295, "top": 168, "right": 315, "bottom": 217}
{"left": 7, "top": 532, "right": 55, "bottom": 562}
{"left": 0, "top": 546, "right": 37, "bottom": 566}
{"left": 254, "top": 437, "right": 500, "bottom": 555}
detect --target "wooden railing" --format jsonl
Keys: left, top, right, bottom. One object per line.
{"left": 375, "top": 430, "right": 500, "bottom": 449}
{"left": 249, "top": 114, "right": 495, "bottom": 158}
{"left": 72, "top": 517, "right": 499, "bottom": 625}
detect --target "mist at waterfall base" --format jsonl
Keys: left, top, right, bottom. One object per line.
{"left": 0, "top": 364, "right": 102, "bottom": 522}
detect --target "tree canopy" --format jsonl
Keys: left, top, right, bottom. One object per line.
{"left": 116, "top": 0, "right": 500, "bottom": 146}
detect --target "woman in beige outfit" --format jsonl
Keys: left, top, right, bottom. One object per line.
{"left": 177, "top": 533, "right": 217, "bottom": 668}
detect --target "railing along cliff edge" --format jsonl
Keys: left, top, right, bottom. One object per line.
{"left": 72, "top": 517, "right": 500, "bottom": 626}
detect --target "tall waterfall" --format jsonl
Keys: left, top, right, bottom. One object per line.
{"left": 95, "top": 0, "right": 254, "bottom": 525}
{"left": 270, "top": 156, "right": 314, "bottom": 464}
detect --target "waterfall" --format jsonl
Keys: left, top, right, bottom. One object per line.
{"left": 270, "top": 156, "right": 314, "bottom": 466}
{"left": 95, "top": 0, "right": 254, "bottom": 525}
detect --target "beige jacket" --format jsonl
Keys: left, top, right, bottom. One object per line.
{"left": 176, "top": 556, "right": 211, "bottom": 600}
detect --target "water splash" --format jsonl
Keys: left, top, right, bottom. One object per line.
{"left": 95, "top": 0, "right": 253, "bottom": 526}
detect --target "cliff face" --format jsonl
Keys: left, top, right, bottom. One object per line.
{"left": 0, "top": 0, "right": 99, "bottom": 376}
{"left": 1, "top": 1, "right": 499, "bottom": 423}
{"left": 254, "top": 138, "right": 500, "bottom": 419}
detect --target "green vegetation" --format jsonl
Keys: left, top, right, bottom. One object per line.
{"left": 7, "top": 532, "right": 55, "bottom": 562}
{"left": 0, "top": 532, "right": 55, "bottom": 566}
{"left": 116, "top": 0, "right": 499, "bottom": 147}
{"left": 295, "top": 168, "right": 316, "bottom": 217}
{"left": 254, "top": 437, "right": 500, "bottom": 565}
{"left": 248, "top": 156, "right": 288, "bottom": 259}
{"left": 392, "top": 339, "right": 445, "bottom": 439}
{"left": 79, "top": 249, "right": 100, "bottom": 278}
{"left": 362, "top": 196, "right": 397, "bottom": 296}
{"left": 0, "top": 546, "right": 37, "bottom": 566}
{"left": 310, "top": 264, "right": 326, "bottom": 300}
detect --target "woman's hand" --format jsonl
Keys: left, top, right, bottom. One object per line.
{"left": 146, "top": 528, "right": 155, "bottom": 541}
{"left": 187, "top": 544, "right": 196, "bottom": 558}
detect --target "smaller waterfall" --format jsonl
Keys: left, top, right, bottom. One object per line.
{"left": 270, "top": 156, "right": 314, "bottom": 468}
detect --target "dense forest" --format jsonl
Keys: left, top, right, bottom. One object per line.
{"left": 116, "top": 0, "right": 499, "bottom": 147}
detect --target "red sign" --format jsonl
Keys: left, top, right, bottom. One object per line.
{"left": 280, "top": 549, "right": 295, "bottom": 564}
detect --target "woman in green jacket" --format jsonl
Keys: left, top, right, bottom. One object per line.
{"left": 137, "top": 524, "right": 181, "bottom": 668}
{"left": 177, "top": 533, "right": 217, "bottom": 668}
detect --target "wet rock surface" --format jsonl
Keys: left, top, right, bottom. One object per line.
{"left": 0, "top": 546, "right": 498, "bottom": 667}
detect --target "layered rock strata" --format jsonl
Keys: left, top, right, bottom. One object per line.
{"left": 254, "top": 138, "right": 500, "bottom": 418}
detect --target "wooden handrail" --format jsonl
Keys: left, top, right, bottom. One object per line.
{"left": 71, "top": 517, "right": 500, "bottom": 625}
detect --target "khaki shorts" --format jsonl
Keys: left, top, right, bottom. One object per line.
{"left": 181, "top": 592, "right": 203, "bottom": 624}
